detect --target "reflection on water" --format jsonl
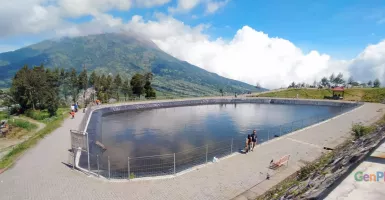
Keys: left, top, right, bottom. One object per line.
{"left": 101, "top": 103, "right": 347, "bottom": 160}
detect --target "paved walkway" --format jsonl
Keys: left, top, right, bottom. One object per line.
{"left": 325, "top": 140, "right": 385, "bottom": 200}
{"left": 0, "top": 102, "right": 384, "bottom": 200}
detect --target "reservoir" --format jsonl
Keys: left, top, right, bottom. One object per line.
{"left": 100, "top": 103, "right": 351, "bottom": 161}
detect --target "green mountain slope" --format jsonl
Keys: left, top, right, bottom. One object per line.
{"left": 0, "top": 33, "right": 264, "bottom": 96}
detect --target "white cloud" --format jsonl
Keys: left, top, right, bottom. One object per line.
{"left": 1, "top": 0, "right": 385, "bottom": 89}
{"left": 348, "top": 41, "right": 385, "bottom": 84}
{"left": 135, "top": 0, "right": 172, "bottom": 7}
{"left": 0, "top": 0, "right": 62, "bottom": 37}
{"left": 169, "top": 0, "right": 228, "bottom": 14}
{"left": 205, "top": 0, "right": 229, "bottom": 14}
{"left": 122, "top": 15, "right": 350, "bottom": 88}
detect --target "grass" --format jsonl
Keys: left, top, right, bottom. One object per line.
{"left": 8, "top": 119, "right": 38, "bottom": 131}
{"left": 24, "top": 108, "right": 68, "bottom": 123}
{"left": 0, "top": 111, "right": 66, "bottom": 169}
{"left": 251, "top": 88, "right": 385, "bottom": 103}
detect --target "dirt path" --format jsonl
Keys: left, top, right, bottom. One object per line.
{"left": 0, "top": 116, "right": 46, "bottom": 159}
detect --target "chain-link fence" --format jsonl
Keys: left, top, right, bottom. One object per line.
{"left": 71, "top": 106, "right": 358, "bottom": 180}
{"left": 70, "top": 97, "right": 362, "bottom": 179}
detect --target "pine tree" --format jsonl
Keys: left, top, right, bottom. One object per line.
{"left": 113, "top": 74, "right": 122, "bottom": 100}
{"left": 121, "top": 79, "right": 131, "bottom": 101}
{"left": 130, "top": 73, "right": 145, "bottom": 97}
{"left": 70, "top": 68, "right": 78, "bottom": 102}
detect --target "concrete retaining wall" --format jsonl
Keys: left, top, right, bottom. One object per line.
{"left": 80, "top": 98, "right": 361, "bottom": 167}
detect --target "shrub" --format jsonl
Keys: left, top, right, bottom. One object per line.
{"left": 8, "top": 119, "right": 38, "bottom": 131}
{"left": 25, "top": 110, "right": 50, "bottom": 121}
{"left": 351, "top": 123, "right": 374, "bottom": 138}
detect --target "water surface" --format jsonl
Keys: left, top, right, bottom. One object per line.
{"left": 101, "top": 103, "right": 349, "bottom": 158}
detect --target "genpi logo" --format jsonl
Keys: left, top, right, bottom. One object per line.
{"left": 354, "top": 171, "right": 385, "bottom": 182}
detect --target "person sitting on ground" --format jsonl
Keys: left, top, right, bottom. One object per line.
{"left": 244, "top": 134, "right": 252, "bottom": 153}
{"left": 251, "top": 130, "right": 257, "bottom": 151}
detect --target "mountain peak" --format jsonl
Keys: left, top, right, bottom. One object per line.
{"left": 0, "top": 33, "right": 262, "bottom": 95}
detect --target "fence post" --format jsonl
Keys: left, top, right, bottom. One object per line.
{"left": 230, "top": 138, "right": 233, "bottom": 154}
{"left": 86, "top": 132, "right": 90, "bottom": 172}
{"left": 173, "top": 153, "right": 176, "bottom": 175}
{"left": 206, "top": 145, "right": 208, "bottom": 163}
{"left": 108, "top": 156, "right": 111, "bottom": 179}
{"left": 128, "top": 157, "right": 130, "bottom": 180}
{"left": 72, "top": 148, "right": 75, "bottom": 169}
{"left": 97, "top": 155, "right": 100, "bottom": 177}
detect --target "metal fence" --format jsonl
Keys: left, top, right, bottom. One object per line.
{"left": 72, "top": 107, "right": 355, "bottom": 180}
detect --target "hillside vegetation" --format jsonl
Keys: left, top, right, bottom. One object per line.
{"left": 251, "top": 88, "right": 385, "bottom": 103}
{"left": 0, "top": 33, "right": 262, "bottom": 96}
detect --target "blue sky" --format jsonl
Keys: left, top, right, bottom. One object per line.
{"left": 1, "top": 0, "right": 385, "bottom": 59}
{"left": 1, "top": 0, "right": 385, "bottom": 88}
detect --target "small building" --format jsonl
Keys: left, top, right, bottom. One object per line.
{"left": 331, "top": 87, "right": 345, "bottom": 99}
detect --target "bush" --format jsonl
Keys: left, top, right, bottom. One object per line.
{"left": 351, "top": 123, "right": 374, "bottom": 138}
{"left": 8, "top": 119, "right": 38, "bottom": 131}
{"left": 24, "top": 110, "right": 50, "bottom": 121}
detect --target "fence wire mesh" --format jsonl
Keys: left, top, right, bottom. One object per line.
{"left": 72, "top": 103, "right": 359, "bottom": 180}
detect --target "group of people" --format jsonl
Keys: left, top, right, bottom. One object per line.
{"left": 244, "top": 130, "right": 258, "bottom": 153}
{"left": 69, "top": 102, "right": 79, "bottom": 119}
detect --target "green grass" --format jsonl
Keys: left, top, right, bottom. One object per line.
{"left": 8, "top": 119, "right": 38, "bottom": 131}
{"left": 0, "top": 112, "right": 66, "bottom": 169}
{"left": 0, "top": 111, "right": 8, "bottom": 120}
{"left": 252, "top": 88, "right": 385, "bottom": 103}
{"left": 24, "top": 108, "right": 68, "bottom": 122}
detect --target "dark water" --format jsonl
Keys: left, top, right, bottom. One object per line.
{"left": 101, "top": 103, "right": 349, "bottom": 159}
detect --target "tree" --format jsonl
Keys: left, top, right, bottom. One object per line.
{"left": 329, "top": 73, "right": 335, "bottom": 86}
{"left": 321, "top": 77, "right": 329, "bottom": 87}
{"left": 373, "top": 79, "right": 381, "bottom": 88}
{"left": 348, "top": 76, "right": 354, "bottom": 86}
{"left": 367, "top": 80, "right": 373, "bottom": 88}
{"left": 10, "top": 65, "right": 60, "bottom": 116}
{"left": 143, "top": 72, "right": 156, "bottom": 99}
{"left": 121, "top": 79, "right": 131, "bottom": 101}
{"left": 70, "top": 68, "right": 78, "bottom": 102}
{"left": 219, "top": 89, "right": 224, "bottom": 96}
{"left": 130, "top": 73, "right": 145, "bottom": 97}
{"left": 106, "top": 74, "right": 113, "bottom": 100}
{"left": 289, "top": 82, "right": 296, "bottom": 88}
{"left": 113, "top": 74, "right": 122, "bottom": 100}
{"left": 45, "top": 68, "right": 59, "bottom": 116}
{"left": 334, "top": 73, "right": 345, "bottom": 85}
{"left": 255, "top": 82, "right": 261, "bottom": 89}
{"left": 89, "top": 71, "right": 97, "bottom": 87}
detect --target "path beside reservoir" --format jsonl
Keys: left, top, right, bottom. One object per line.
{"left": 0, "top": 100, "right": 384, "bottom": 200}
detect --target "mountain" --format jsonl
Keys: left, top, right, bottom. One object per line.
{"left": 0, "top": 33, "right": 264, "bottom": 96}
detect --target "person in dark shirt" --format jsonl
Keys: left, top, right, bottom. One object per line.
{"left": 251, "top": 130, "right": 257, "bottom": 151}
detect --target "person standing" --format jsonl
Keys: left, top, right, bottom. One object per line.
{"left": 70, "top": 111, "right": 75, "bottom": 119}
{"left": 74, "top": 102, "right": 78, "bottom": 112}
{"left": 251, "top": 130, "right": 257, "bottom": 151}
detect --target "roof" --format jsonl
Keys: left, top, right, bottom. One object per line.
{"left": 332, "top": 87, "right": 345, "bottom": 92}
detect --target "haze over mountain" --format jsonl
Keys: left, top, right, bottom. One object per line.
{"left": 0, "top": 33, "right": 263, "bottom": 96}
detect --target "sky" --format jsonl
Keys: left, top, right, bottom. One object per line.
{"left": 1, "top": 0, "right": 385, "bottom": 89}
